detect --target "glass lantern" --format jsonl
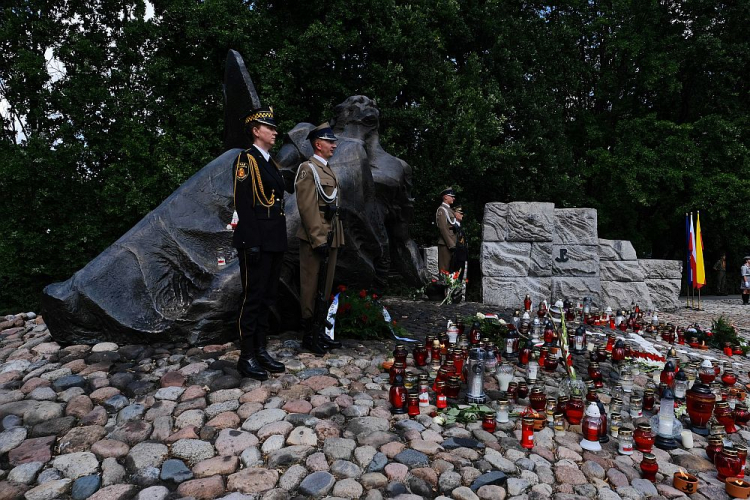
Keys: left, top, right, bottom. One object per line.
{"left": 615, "top": 309, "right": 625, "bottom": 327}
{"left": 660, "top": 360, "right": 676, "bottom": 389}
{"left": 580, "top": 401, "right": 602, "bottom": 451}
{"left": 699, "top": 359, "right": 716, "bottom": 384}
{"left": 573, "top": 325, "right": 587, "bottom": 354}
{"left": 683, "top": 363, "right": 697, "bottom": 389}
{"left": 618, "top": 427, "right": 634, "bottom": 455}
{"left": 505, "top": 325, "right": 520, "bottom": 360}
{"left": 655, "top": 387, "right": 678, "bottom": 450}
{"left": 612, "top": 339, "right": 626, "bottom": 362}
{"left": 496, "top": 398, "right": 510, "bottom": 423}
{"left": 527, "top": 351, "right": 539, "bottom": 383}
{"left": 532, "top": 318, "right": 541, "bottom": 344}
{"left": 495, "top": 363, "right": 514, "bottom": 392}
{"left": 621, "top": 370, "right": 634, "bottom": 393}
{"left": 389, "top": 374, "right": 407, "bottom": 414}
{"left": 674, "top": 371, "right": 688, "bottom": 401}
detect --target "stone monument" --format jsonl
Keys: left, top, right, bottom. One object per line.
{"left": 41, "top": 51, "right": 426, "bottom": 345}
{"left": 479, "top": 202, "right": 682, "bottom": 310}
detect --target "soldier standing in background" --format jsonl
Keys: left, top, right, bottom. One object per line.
{"left": 296, "top": 123, "right": 344, "bottom": 355}
{"left": 232, "top": 106, "right": 292, "bottom": 380}
{"left": 436, "top": 187, "right": 457, "bottom": 273}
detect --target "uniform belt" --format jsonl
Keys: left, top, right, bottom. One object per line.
{"left": 319, "top": 204, "right": 338, "bottom": 221}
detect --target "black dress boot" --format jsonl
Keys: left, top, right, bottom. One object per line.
{"left": 237, "top": 335, "right": 268, "bottom": 380}
{"left": 318, "top": 333, "right": 342, "bottom": 350}
{"left": 237, "top": 356, "right": 269, "bottom": 380}
{"left": 301, "top": 318, "right": 327, "bottom": 356}
{"left": 255, "top": 333, "right": 285, "bottom": 373}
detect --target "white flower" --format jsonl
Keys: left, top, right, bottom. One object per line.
{"left": 476, "top": 313, "right": 486, "bottom": 320}
{"left": 433, "top": 415, "right": 446, "bottom": 425}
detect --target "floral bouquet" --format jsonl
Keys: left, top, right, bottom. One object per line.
{"left": 438, "top": 270, "right": 465, "bottom": 305}
{"left": 332, "top": 286, "right": 411, "bottom": 340}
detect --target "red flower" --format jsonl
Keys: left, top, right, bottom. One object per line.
{"left": 431, "top": 279, "right": 437, "bottom": 283}
{"left": 372, "top": 294, "right": 379, "bottom": 300}
{"left": 342, "top": 303, "right": 352, "bottom": 313}
{"left": 337, "top": 285, "right": 347, "bottom": 292}
{"left": 329, "top": 294, "right": 335, "bottom": 302}
{"left": 359, "top": 289, "right": 367, "bottom": 299}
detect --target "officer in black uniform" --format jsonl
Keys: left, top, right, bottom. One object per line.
{"left": 233, "top": 106, "right": 293, "bottom": 380}
{"left": 450, "top": 206, "right": 468, "bottom": 282}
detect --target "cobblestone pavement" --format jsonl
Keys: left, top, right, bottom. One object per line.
{"left": 0, "top": 297, "right": 748, "bottom": 500}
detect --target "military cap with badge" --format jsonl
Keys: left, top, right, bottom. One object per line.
{"left": 307, "top": 122, "right": 338, "bottom": 142}
{"left": 440, "top": 187, "right": 456, "bottom": 199}
{"left": 243, "top": 105, "right": 277, "bottom": 128}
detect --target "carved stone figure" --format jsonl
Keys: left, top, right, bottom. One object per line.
{"left": 42, "top": 51, "right": 426, "bottom": 345}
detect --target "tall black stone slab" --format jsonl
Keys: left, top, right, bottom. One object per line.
{"left": 42, "top": 149, "right": 243, "bottom": 345}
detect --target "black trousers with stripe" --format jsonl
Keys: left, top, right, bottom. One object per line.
{"left": 237, "top": 249, "right": 284, "bottom": 355}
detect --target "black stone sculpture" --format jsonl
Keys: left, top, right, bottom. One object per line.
{"left": 42, "top": 50, "right": 426, "bottom": 345}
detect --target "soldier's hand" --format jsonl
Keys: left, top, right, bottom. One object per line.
{"left": 248, "top": 247, "right": 261, "bottom": 264}
{"left": 314, "top": 243, "right": 329, "bottom": 257}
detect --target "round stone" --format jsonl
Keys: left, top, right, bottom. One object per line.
{"left": 51, "top": 452, "right": 99, "bottom": 480}
{"left": 125, "top": 442, "right": 169, "bottom": 472}
{"left": 135, "top": 485, "right": 170, "bottom": 500}
{"left": 0, "top": 427, "right": 28, "bottom": 454}
{"left": 241, "top": 408, "right": 287, "bottom": 432}
{"left": 286, "top": 426, "right": 318, "bottom": 446}
{"left": 91, "top": 440, "right": 129, "bottom": 459}
{"left": 333, "top": 478, "right": 364, "bottom": 498}
{"left": 170, "top": 439, "right": 215, "bottom": 465}
{"left": 71, "top": 475, "right": 101, "bottom": 500}
{"left": 215, "top": 429, "right": 258, "bottom": 456}
{"left": 8, "top": 461, "right": 44, "bottom": 484}
{"left": 298, "top": 471, "right": 335, "bottom": 497}
{"left": 91, "top": 342, "right": 118, "bottom": 352}
{"left": 160, "top": 459, "right": 193, "bottom": 483}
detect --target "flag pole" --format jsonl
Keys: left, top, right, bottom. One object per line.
{"left": 698, "top": 288, "right": 701, "bottom": 311}
{"left": 685, "top": 212, "right": 691, "bottom": 308}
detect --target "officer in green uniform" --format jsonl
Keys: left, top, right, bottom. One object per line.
{"left": 436, "top": 187, "right": 457, "bottom": 273}
{"left": 295, "top": 123, "right": 344, "bottom": 355}
{"left": 232, "top": 106, "right": 293, "bottom": 380}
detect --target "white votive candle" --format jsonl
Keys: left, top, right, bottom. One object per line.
{"left": 681, "top": 430, "right": 694, "bottom": 449}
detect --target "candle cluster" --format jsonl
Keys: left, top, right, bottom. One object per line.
{"left": 387, "top": 294, "right": 750, "bottom": 492}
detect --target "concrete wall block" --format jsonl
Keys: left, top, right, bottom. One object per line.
{"left": 482, "top": 203, "right": 508, "bottom": 242}
{"left": 506, "top": 202, "right": 555, "bottom": 242}
{"left": 554, "top": 208, "right": 598, "bottom": 245}
{"left": 480, "top": 242, "right": 532, "bottom": 277}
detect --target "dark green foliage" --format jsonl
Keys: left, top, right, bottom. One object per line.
{"left": 1, "top": 0, "right": 748, "bottom": 313}
{"left": 333, "top": 287, "right": 407, "bottom": 340}
{"left": 709, "top": 316, "right": 748, "bottom": 354}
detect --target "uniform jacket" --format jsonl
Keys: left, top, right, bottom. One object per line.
{"left": 295, "top": 156, "right": 344, "bottom": 248}
{"left": 436, "top": 203, "right": 456, "bottom": 249}
{"left": 232, "top": 146, "right": 292, "bottom": 252}
{"left": 453, "top": 223, "right": 468, "bottom": 263}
